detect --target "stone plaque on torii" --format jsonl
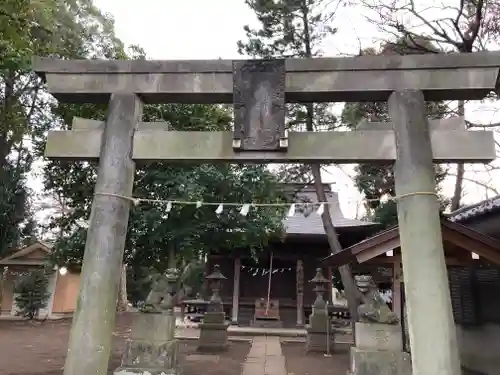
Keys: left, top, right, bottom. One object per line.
{"left": 33, "top": 52, "right": 500, "bottom": 375}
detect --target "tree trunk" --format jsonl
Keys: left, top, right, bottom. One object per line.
{"left": 305, "top": 103, "right": 360, "bottom": 327}
{"left": 168, "top": 245, "right": 176, "bottom": 269}
{"left": 310, "top": 164, "right": 360, "bottom": 322}
{"left": 450, "top": 101, "right": 465, "bottom": 211}
{"left": 116, "top": 264, "right": 128, "bottom": 312}
{"left": 299, "top": 3, "right": 359, "bottom": 328}
{"left": 0, "top": 268, "right": 4, "bottom": 311}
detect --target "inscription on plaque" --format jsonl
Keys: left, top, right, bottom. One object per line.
{"left": 233, "top": 59, "right": 286, "bottom": 151}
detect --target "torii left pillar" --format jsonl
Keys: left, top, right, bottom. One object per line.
{"left": 63, "top": 94, "right": 143, "bottom": 375}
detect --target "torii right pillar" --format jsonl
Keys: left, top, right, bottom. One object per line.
{"left": 389, "top": 90, "right": 461, "bottom": 375}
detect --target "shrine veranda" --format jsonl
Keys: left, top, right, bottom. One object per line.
{"left": 34, "top": 52, "right": 500, "bottom": 375}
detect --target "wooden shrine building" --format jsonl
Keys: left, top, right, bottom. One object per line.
{"left": 320, "top": 218, "right": 500, "bottom": 374}
{"left": 448, "top": 194, "right": 500, "bottom": 240}
{"left": 207, "top": 183, "right": 380, "bottom": 328}
{"left": 321, "top": 218, "right": 500, "bottom": 322}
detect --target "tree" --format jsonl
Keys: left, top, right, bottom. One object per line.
{"left": 0, "top": 0, "right": 49, "bottom": 256}
{"left": 341, "top": 40, "right": 449, "bottom": 227}
{"left": 41, "top": 96, "right": 288, "bottom": 309}
{"left": 238, "top": 0, "right": 361, "bottom": 323}
{"left": 43, "top": 103, "right": 287, "bottom": 270}
{"left": 0, "top": 163, "right": 34, "bottom": 255}
{"left": 360, "top": 0, "right": 500, "bottom": 209}
{"left": 0, "top": 0, "right": 134, "bottom": 257}
{"left": 14, "top": 269, "right": 51, "bottom": 319}
{"left": 0, "top": 0, "right": 150, "bottom": 303}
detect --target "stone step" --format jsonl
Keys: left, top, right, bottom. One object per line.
{"left": 251, "top": 319, "right": 284, "bottom": 329}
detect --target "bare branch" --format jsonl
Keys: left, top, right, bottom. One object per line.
{"left": 465, "top": 120, "right": 500, "bottom": 129}
{"left": 447, "top": 173, "right": 499, "bottom": 195}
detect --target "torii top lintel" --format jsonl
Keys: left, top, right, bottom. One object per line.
{"left": 32, "top": 51, "right": 500, "bottom": 104}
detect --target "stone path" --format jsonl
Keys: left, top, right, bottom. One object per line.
{"left": 242, "top": 336, "right": 287, "bottom": 375}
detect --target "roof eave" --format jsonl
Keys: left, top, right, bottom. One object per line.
{"left": 447, "top": 195, "right": 500, "bottom": 222}
{"left": 321, "top": 218, "right": 500, "bottom": 267}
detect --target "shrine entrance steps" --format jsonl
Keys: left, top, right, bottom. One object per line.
{"left": 228, "top": 326, "right": 305, "bottom": 337}
{"left": 238, "top": 307, "right": 256, "bottom": 326}
{"left": 251, "top": 317, "right": 284, "bottom": 329}
{"left": 242, "top": 336, "right": 287, "bottom": 375}
{"left": 237, "top": 306, "right": 297, "bottom": 328}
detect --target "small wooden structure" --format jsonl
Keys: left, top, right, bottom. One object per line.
{"left": 0, "top": 242, "right": 80, "bottom": 318}
{"left": 321, "top": 218, "right": 500, "bottom": 327}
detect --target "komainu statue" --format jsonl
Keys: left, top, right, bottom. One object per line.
{"left": 355, "top": 274, "right": 399, "bottom": 325}
{"left": 141, "top": 262, "right": 200, "bottom": 313}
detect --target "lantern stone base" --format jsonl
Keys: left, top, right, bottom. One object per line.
{"left": 197, "top": 312, "right": 229, "bottom": 352}
{"left": 355, "top": 322, "right": 403, "bottom": 352}
{"left": 348, "top": 347, "right": 411, "bottom": 375}
{"left": 305, "top": 312, "right": 334, "bottom": 353}
{"left": 114, "top": 313, "right": 181, "bottom": 375}
{"left": 348, "top": 323, "right": 410, "bottom": 375}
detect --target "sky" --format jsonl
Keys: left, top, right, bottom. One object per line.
{"left": 91, "top": 0, "right": 379, "bottom": 59}
{"left": 31, "top": 0, "right": 500, "bottom": 221}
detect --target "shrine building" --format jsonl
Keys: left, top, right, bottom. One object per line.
{"left": 321, "top": 216, "right": 500, "bottom": 374}
{"left": 206, "top": 183, "right": 380, "bottom": 328}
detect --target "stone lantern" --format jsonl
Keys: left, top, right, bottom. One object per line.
{"left": 206, "top": 264, "right": 226, "bottom": 310}
{"left": 310, "top": 268, "right": 329, "bottom": 311}
{"left": 306, "top": 268, "right": 333, "bottom": 354}
{"left": 198, "top": 264, "right": 229, "bottom": 352}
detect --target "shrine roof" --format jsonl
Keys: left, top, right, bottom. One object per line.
{"left": 0, "top": 241, "right": 52, "bottom": 266}
{"left": 320, "top": 219, "right": 500, "bottom": 267}
{"left": 282, "top": 184, "right": 378, "bottom": 236}
{"left": 447, "top": 194, "right": 500, "bottom": 223}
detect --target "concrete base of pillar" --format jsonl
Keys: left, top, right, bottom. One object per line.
{"left": 348, "top": 347, "right": 411, "bottom": 375}
{"left": 197, "top": 312, "right": 229, "bottom": 353}
{"left": 305, "top": 313, "right": 334, "bottom": 354}
{"left": 115, "top": 366, "right": 181, "bottom": 375}
{"left": 355, "top": 322, "right": 403, "bottom": 352}
{"left": 115, "top": 313, "right": 181, "bottom": 375}
{"left": 305, "top": 331, "right": 335, "bottom": 353}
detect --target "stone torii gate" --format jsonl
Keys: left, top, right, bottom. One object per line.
{"left": 34, "top": 53, "right": 499, "bottom": 375}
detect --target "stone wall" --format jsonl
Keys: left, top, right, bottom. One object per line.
{"left": 457, "top": 323, "right": 500, "bottom": 375}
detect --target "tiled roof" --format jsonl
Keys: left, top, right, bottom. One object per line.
{"left": 447, "top": 194, "right": 500, "bottom": 222}
{"left": 283, "top": 186, "right": 377, "bottom": 235}
{"left": 321, "top": 218, "right": 500, "bottom": 267}
{"left": 0, "top": 241, "right": 52, "bottom": 265}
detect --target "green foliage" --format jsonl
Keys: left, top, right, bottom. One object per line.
{"left": 14, "top": 269, "right": 51, "bottom": 319}
{"left": 0, "top": 162, "right": 35, "bottom": 253}
{"left": 340, "top": 42, "right": 450, "bottom": 227}
{"left": 126, "top": 266, "right": 152, "bottom": 306}
{"left": 44, "top": 103, "right": 288, "bottom": 272}
{"left": 179, "top": 261, "right": 206, "bottom": 298}
{"left": 0, "top": 0, "right": 56, "bottom": 72}
{"left": 0, "top": 1, "right": 280, "bottom": 302}
{"left": 237, "top": 0, "right": 338, "bottom": 59}
{"left": 1, "top": 0, "right": 138, "bottom": 257}
{"left": 28, "top": 5, "right": 286, "bottom": 276}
